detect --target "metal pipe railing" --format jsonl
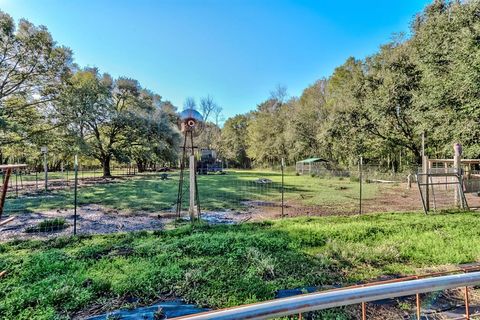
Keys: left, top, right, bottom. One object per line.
{"left": 172, "top": 271, "right": 480, "bottom": 320}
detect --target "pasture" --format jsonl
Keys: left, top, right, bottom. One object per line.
{"left": 3, "top": 170, "right": 382, "bottom": 215}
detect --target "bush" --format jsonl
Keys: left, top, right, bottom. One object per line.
{"left": 349, "top": 176, "right": 359, "bottom": 183}
{"left": 25, "top": 218, "right": 68, "bottom": 233}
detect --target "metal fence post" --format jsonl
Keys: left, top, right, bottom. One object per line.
{"left": 73, "top": 155, "right": 78, "bottom": 236}
{"left": 173, "top": 271, "right": 480, "bottom": 320}
{"left": 361, "top": 301, "right": 367, "bottom": 320}
{"left": 415, "top": 276, "right": 421, "bottom": 320}
{"left": 43, "top": 147, "right": 48, "bottom": 192}
{"left": 281, "top": 158, "right": 285, "bottom": 218}
{"left": 359, "top": 156, "right": 363, "bottom": 215}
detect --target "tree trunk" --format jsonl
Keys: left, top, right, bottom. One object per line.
{"left": 102, "top": 156, "right": 112, "bottom": 178}
{"left": 137, "top": 159, "right": 146, "bottom": 173}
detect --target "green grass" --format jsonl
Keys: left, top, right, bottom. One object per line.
{"left": 4, "top": 170, "right": 378, "bottom": 214}
{"left": 25, "top": 218, "right": 68, "bottom": 233}
{"left": 9, "top": 169, "right": 129, "bottom": 182}
{"left": 1, "top": 211, "right": 479, "bottom": 319}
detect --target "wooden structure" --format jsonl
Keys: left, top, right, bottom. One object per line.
{"left": 0, "top": 164, "right": 27, "bottom": 223}
{"left": 418, "top": 143, "right": 480, "bottom": 213}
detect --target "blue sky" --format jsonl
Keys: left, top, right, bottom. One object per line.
{"left": 1, "top": 0, "right": 432, "bottom": 119}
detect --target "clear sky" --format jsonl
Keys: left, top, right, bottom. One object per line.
{"left": 1, "top": 0, "right": 432, "bottom": 119}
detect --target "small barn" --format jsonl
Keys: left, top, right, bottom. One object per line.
{"left": 295, "top": 158, "right": 328, "bottom": 175}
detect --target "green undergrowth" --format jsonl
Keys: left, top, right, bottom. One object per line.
{"left": 25, "top": 218, "right": 68, "bottom": 233}
{"left": 1, "top": 211, "right": 479, "bottom": 319}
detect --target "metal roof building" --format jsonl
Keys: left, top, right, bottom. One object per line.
{"left": 295, "top": 158, "right": 328, "bottom": 175}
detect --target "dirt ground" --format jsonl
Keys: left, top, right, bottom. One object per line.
{"left": 0, "top": 204, "right": 165, "bottom": 241}
{"left": 244, "top": 182, "right": 480, "bottom": 220}
{"left": 236, "top": 183, "right": 422, "bottom": 220}
{"left": 0, "top": 204, "right": 257, "bottom": 241}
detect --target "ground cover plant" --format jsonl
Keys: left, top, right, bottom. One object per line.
{"left": 4, "top": 170, "right": 378, "bottom": 215}
{"left": 24, "top": 218, "right": 68, "bottom": 233}
{"left": 1, "top": 211, "right": 478, "bottom": 319}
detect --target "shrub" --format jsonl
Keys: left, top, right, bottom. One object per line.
{"left": 25, "top": 218, "right": 68, "bottom": 233}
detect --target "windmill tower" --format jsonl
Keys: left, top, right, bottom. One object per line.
{"left": 176, "top": 108, "right": 203, "bottom": 222}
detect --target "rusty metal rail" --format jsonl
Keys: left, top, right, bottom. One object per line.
{"left": 172, "top": 271, "right": 480, "bottom": 320}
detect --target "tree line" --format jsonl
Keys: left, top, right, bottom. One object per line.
{"left": 218, "top": 0, "right": 480, "bottom": 172}
{"left": 2, "top": 1, "right": 480, "bottom": 175}
{"left": 0, "top": 10, "right": 185, "bottom": 177}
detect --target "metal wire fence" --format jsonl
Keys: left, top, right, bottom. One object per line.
{"left": 1, "top": 161, "right": 477, "bottom": 242}
{"left": 0, "top": 165, "right": 140, "bottom": 240}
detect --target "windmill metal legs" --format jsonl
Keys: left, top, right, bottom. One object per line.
{"left": 176, "top": 131, "right": 201, "bottom": 222}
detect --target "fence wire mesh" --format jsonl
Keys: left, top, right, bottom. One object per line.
{"left": 1, "top": 162, "right": 478, "bottom": 242}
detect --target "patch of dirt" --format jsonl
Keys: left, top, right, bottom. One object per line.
{"left": 0, "top": 204, "right": 166, "bottom": 241}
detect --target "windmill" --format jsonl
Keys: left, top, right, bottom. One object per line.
{"left": 176, "top": 108, "right": 203, "bottom": 222}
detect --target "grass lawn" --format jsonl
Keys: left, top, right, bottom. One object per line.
{"left": 4, "top": 170, "right": 378, "bottom": 214}
{"left": 1, "top": 211, "right": 479, "bottom": 319}
{"left": 10, "top": 169, "right": 129, "bottom": 182}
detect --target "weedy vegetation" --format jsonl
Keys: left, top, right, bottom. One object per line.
{"left": 1, "top": 211, "right": 479, "bottom": 319}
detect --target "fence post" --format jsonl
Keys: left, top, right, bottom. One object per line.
{"left": 73, "top": 155, "right": 78, "bottom": 236}
{"left": 359, "top": 156, "right": 363, "bottom": 215}
{"left": 454, "top": 143, "right": 462, "bottom": 207}
{"left": 189, "top": 155, "right": 196, "bottom": 222}
{"left": 43, "top": 148, "right": 48, "bottom": 192}
{"left": 281, "top": 158, "right": 285, "bottom": 218}
{"left": 422, "top": 155, "right": 429, "bottom": 211}
{"left": 15, "top": 170, "right": 18, "bottom": 197}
